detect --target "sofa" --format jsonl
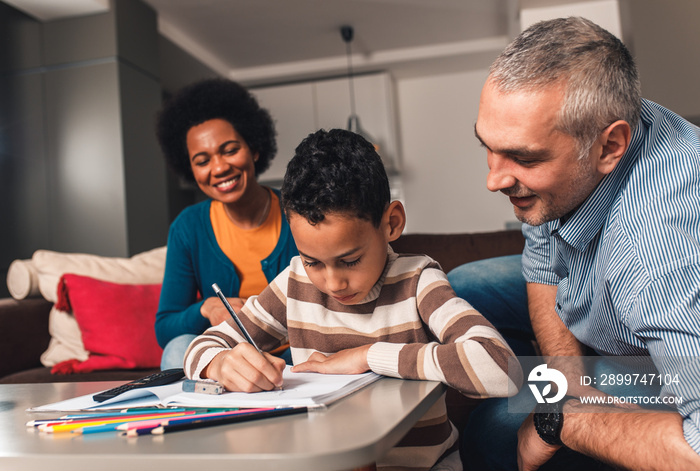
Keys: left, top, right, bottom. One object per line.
{"left": 0, "top": 230, "right": 525, "bottom": 385}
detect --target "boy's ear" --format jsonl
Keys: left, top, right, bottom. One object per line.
{"left": 384, "top": 201, "right": 406, "bottom": 242}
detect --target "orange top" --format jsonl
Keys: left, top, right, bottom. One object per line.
{"left": 210, "top": 190, "right": 281, "bottom": 298}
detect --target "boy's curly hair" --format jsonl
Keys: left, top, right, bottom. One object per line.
{"left": 281, "top": 129, "right": 390, "bottom": 227}
{"left": 155, "top": 78, "right": 277, "bottom": 182}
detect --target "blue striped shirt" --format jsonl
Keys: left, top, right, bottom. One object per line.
{"left": 522, "top": 99, "right": 700, "bottom": 452}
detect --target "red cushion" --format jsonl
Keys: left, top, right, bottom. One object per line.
{"left": 51, "top": 274, "right": 163, "bottom": 374}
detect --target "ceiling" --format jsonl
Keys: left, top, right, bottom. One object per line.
{"left": 4, "top": 0, "right": 518, "bottom": 84}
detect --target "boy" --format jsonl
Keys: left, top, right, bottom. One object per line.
{"left": 183, "top": 129, "right": 521, "bottom": 470}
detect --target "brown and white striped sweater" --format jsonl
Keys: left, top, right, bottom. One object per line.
{"left": 184, "top": 248, "right": 520, "bottom": 470}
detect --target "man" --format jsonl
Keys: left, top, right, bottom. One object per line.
{"left": 448, "top": 16, "right": 700, "bottom": 470}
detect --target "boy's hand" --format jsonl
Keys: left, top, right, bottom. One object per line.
{"left": 291, "top": 344, "right": 371, "bottom": 375}
{"left": 200, "top": 296, "right": 246, "bottom": 326}
{"left": 203, "top": 343, "right": 285, "bottom": 392}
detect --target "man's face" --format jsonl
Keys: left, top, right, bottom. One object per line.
{"left": 475, "top": 80, "right": 604, "bottom": 226}
{"left": 288, "top": 212, "right": 389, "bottom": 306}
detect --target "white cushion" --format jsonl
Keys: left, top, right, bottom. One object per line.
{"left": 40, "top": 306, "right": 90, "bottom": 366}
{"left": 32, "top": 246, "right": 167, "bottom": 302}
{"left": 22, "top": 246, "right": 168, "bottom": 367}
{"left": 6, "top": 259, "right": 41, "bottom": 300}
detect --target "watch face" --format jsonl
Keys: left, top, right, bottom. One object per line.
{"left": 534, "top": 409, "right": 563, "bottom": 446}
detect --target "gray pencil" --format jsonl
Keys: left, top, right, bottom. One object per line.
{"left": 212, "top": 283, "right": 262, "bottom": 352}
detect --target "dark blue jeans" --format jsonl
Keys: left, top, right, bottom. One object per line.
{"left": 447, "top": 255, "right": 615, "bottom": 471}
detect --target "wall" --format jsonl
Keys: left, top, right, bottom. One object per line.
{"left": 627, "top": 0, "right": 700, "bottom": 121}
{"left": 518, "top": 0, "right": 700, "bottom": 121}
{"left": 393, "top": 0, "right": 700, "bottom": 234}
{"left": 248, "top": 64, "right": 520, "bottom": 235}
{"left": 396, "top": 68, "right": 518, "bottom": 234}
{"left": 0, "top": 0, "right": 170, "bottom": 297}
{"left": 159, "top": 35, "right": 218, "bottom": 96}
{"left": 158, "top": 35, "right": 219, "bottom": 222}
{"left": 0, "top": 2, "right": 49, "bottom": 296}
{"left": 2, "top": 0, "right": 698, "bottom": 297}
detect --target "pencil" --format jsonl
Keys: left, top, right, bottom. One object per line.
{"left": 73, "top": 409, "right": 243, "bottom": 435}
{"left": 150, "top": 407, "right": 308, "bottom": 435}
{"left": 212, "top": 283, "right": 261, "bottom": 352}
{"left": 118, "top": 407, "right": 269, "bottom": 430}
{"left": 26, "top": 408, "right": 190, "bottom": 427}
{"left": 72, "top": 422, "right": 131, "bottom": 435}
{"left": 120, "top": 408, "right": 275, "bottom": 437}
{"left": 212, "top": 282, "right": 284, "bottom": 390}
{"left": 40, "top": 411, "right": 195, "bottom": 433}
{"left": 35, "top": 410, "right": 195, "bottom": 427}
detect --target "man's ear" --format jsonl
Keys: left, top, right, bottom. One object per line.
{"left": 597, "top": 120, "right": 631, "bottom": 175}
{"left": 384, "top": 201, "right": 406, "bottom": 243}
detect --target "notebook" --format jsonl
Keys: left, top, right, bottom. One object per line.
{"left": 29, "top": 366, "right": 381, "bottom": 412}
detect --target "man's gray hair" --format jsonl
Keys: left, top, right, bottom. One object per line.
{"left": 489, "top": 17, "right": 641, "bottom": 159}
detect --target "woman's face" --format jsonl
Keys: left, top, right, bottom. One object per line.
{"left": 186, "top": 118, "right": 259, "bottom": 204}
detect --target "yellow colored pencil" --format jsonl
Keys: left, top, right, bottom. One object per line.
{"left": 39, "top": 411, "right": 192, "bottom": 434}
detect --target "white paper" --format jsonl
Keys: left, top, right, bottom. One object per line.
{"left": 29, "top": 366, "right": 380, "bottom": 412}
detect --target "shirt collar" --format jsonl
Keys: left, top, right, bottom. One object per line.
{"left": 553, "top": 112, "right": 648, "bottom": 251}
{"left": 358, "top": 246, "right": 398, "bottom": 304}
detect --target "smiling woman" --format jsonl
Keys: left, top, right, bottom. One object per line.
{"left": 153, "top": 78, "right": 298, "bottom": 370}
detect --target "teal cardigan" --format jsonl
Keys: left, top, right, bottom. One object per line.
{"left": 155, "top": 191, "right": 297, "bottom": 348}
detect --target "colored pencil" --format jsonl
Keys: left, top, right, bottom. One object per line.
{"left": 40, "top": 411, "right": 196, "bottom": 433}
{"left": 117, "top": 407, "right": 274, "bottom": 437}
{"left": 73, "top": 413, "right": 212, "bottom": 435}
{"left": 118, "top": 407, "right": 270, "bottom": 431}
{"left": 34, "top": 410, "right": 196, "bottom": 429}
{"left": 67, "top": 408, "right": 188, "bottom": 418}
{"left": 150, "top": 407, "right": 308, "bottom": 435}
{"left": 71, "top": 422, "right": 130, "bottom": 435}
{"left": 120, "top": 408, "right": 274, "bottom": 436}
{"left": 26, "top": 408, "right": 190, "bottom": 427}
{"left": 72, "top": 409, "right": 253, "bottom": 435}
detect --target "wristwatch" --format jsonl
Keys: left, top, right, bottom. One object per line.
{"left": 533, "top": 399, "right": 570, "bottom": 446}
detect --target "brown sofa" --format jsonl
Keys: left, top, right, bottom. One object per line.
{"left": 0, "top": 229, "right": 524, "bottom": 385}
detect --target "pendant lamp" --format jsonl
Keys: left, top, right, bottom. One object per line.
{"left": 340, "top": 25, "right": 373, "bottom": 141}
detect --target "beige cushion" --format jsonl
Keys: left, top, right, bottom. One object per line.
{"left": 40, "top": 307, "right": 90, "bottom": 366}
{"left": 6, "top": 259, "right": 41, "bottom": 300}
{"left": 28, "top": 246, "right": 167, "bottom": 367}
{"left": 33, "top": 246, "right": 167, "bottom": 303}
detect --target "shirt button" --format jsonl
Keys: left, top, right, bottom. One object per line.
{"left": 556, "top": 303, "right": 562, "bottom": 310}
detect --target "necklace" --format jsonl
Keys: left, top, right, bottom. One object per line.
{"left": 224, "top": 188, "right": 271, "bottom": 229}
{"left": 255, "top": 189, "right": 271, "bottom": 227}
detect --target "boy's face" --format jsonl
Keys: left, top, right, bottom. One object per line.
{"left": 288, "top": 211, "right": 392, "bottom": 305}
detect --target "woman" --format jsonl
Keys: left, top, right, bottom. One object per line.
{"left": 155, "top": 78, "right": 297, "bottom": 370}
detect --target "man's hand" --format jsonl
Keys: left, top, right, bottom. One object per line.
{"left": 517, "top": 412, "right": 561, "bottom": 471}
{"left": 202, "top": 342, "right": 285, "bottom": 392}
{"left": 291, "top": 345, "right": 371, "bottom": 375}
{"left": 200, "top": 296, "right": 246, "bottom": 326}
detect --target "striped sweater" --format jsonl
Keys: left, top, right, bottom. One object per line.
{"left": 184, "top": 248, "right": 520, "bottom": 470}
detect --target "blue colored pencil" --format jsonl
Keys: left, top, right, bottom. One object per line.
{"left": 72, "top": 422, "right": 125, "bottom": 434}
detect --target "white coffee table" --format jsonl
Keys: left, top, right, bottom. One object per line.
{"left": 0, "top": 377, "right": 445, "bottom": 471}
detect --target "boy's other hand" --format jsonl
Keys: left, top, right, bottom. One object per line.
{"left": 291, "top": 344, "right": 371, "bottom": 375}
{"left": 203, "top": 343, "right": 285, "bottom": 392}
{"left": 200, "top": 296, "right": 246, "bottom": 326}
